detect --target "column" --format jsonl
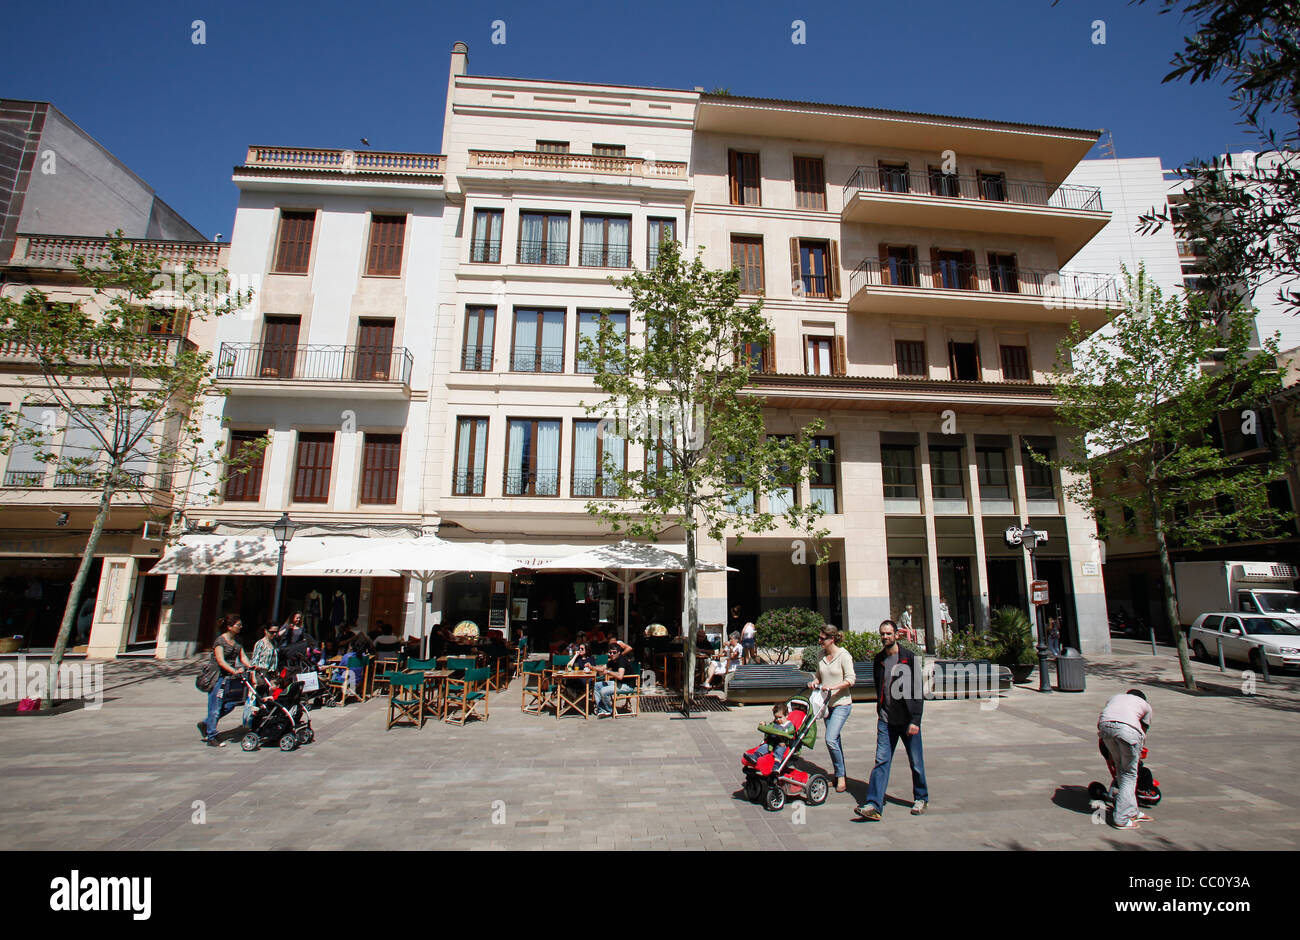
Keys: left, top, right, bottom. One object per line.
{"left": 86, "top": 556, "right": 139, "bottom": 659}
{"left": 843, "top": 422, "right": 889, "bottom": 632}
{"left": 966, "top": 431, "right": 990, "bottom": 631}
{"left": 918, "top": 436, "right": 940, "bottom": 651}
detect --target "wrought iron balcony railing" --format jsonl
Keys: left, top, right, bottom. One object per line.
{"left": 4, "top": 471, "right": 44, "bottom": 487}
{"left": 843, "top": 166, "right": 1104, "bottom": 212}
{"left": 850, "top": 259, "right": 1118, "bottom": 305}
{"left": 516, "top": 238, "right": 569, "bottom": 265}
{"left": 216, "top": 343, "right": 414, "bottom": 386}
{"left": 510, "top": 345, "right": 565, "bottom": 373}
{"left": 452, "top": 468, "right": 486, "bottom": 496}
{"left": 570, "top": 472, "right": 621, "bottom": 498}
{"left": 578, "top": 244, "right": 632, "bottom": 268}
{"left": 504, "top": 469, "right": 560, "bottom": 497}
{"left": 469, "top": 238, "right": 502, "bottom": 263}
{"left": 54, "top": 470, "right": 147, "bottom": 488}
{"left": 461, "top": 344, "right": 494, "bottom": 371}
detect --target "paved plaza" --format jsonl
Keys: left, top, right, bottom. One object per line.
{"left": 1, "top": 642, "right": 1298, "bottom": 851}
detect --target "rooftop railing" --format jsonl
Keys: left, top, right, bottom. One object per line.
{"left": 0, "top": 332, "right": 196, "bottom": 365}
{"left": 850, "top": 259, "right": 1118, "bottom": 305}
{"left": 468, "top": 150, "right": 688, "bottom": 179}
{"left": 243, "top": 146, "right": 445, "bottom": 175}
{"left": 843, "top": 166, "right": 1104, "bottom": 212}
{"left": 14, "top": 234, "right": 222, "bottom": 268}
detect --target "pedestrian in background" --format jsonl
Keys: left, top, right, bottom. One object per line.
{"left": 198, "top": 615, "right": 250, "bottom": 747}
{"left": 856, "top": 619, "right": 928, "bottom": 819}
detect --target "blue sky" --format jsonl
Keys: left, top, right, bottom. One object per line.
{"left": 2, "top": 0, "right": 1258, "bottom": 238}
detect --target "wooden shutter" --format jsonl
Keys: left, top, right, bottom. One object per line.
{"left": 360, "top": 433, "right": 401, "bottom": 504}
{"left": 260, "top": 316, "right": 301, "bottom": 378}
{"left": 274, "top": 211, "right": 315, "bottom": 273}
{"left": 743, "top": 152, "right": 760, "bottom": 205}
{"left": 961, "top": 249, "right": 976, "bottom": 290}
{"left": 833, "top": 335, "right": 847, "bottom": 376}
{"left": 790, "top": 238, "right": 801, "bottom": 295}
{"left": 829, "top": 240, "right": 841, "bottom": 297}
{"left": 366, "top": 215, "right": 406, "bottom": 276}
{"left": 728, "top": 150, "right": 740, "bottom": 204}
{"left": 878, "top": 244, "right": 890, "bottom": 285}
{"left": 929, "top": 246, "right": 943, "bottom": 288}
{"left": 355, "top": 318, "right": 395, "bottom": 380}
{"left": 766, "top": 331, "right": 776, "bottom": 373}
{"left": 948, "top": 340, "right": 958, "bottom": 379}
{"left": 293, "top": 432, "right": 335, "bottom": 503}
{"left": 223, "top": 430, "right": 266, "bottom": 502}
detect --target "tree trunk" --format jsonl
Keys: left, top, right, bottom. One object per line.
{"left": 1151, "top": 494, "right": 1195, "bottom": 691}
{"left": 684, "top": 519, "right": 699, "bottom": 706}
{"left": 43, "top": 471, "right": 118, "bottom": 709}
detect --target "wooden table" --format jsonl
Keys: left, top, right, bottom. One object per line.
{"left": 417, "top": 669, "right": 455, "bottom": 719}
{"left": 551, "top": 669, "right": 595, "bottom": 719}
{"left": 656, "top": 651, "right": 685, "bottom": 689}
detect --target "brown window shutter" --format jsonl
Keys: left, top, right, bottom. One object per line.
{"left": 833, "top": 335, "right": 847, "bottom": 376}
{"left": 728, "top": 150, "right": 740, "bottom": 204}
{"left": 224, "top": 431, "right": 267, "bottom": 502}
{"left": 293, "top": 432, "right": 335, "bottom": 503}
{"left": 790, "top": 238, "right": 801, "bottom": 295}
{"left": 360, "top": 433, "right": 401, "bottom": 504}
{"left": 929, "top": 246, "right": 943, "bottom": 288}
{"left": 828, "top": 240, "right": 841, "bottom": 297}
{"left": 766, "top": 331, "right": 776, "bottom": 373}
{"left": 878, "top": 244, "right": 890, "bottom": 285}
{"left": 961, "top": 249, "right": 976, "bottom": 290}
{"left": 948, "top": 340, "right": 958, "bottom": 378}
{"left": 744, "top": 152, "right": 761, "bottom": 205}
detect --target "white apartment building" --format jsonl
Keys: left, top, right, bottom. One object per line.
{"left": 152, "top": 146, "right": 446, "bottom": 657}
{"left": 427, "top": 44, "right": 1117, "bottom": 653}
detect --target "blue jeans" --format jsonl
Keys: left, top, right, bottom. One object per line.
{"left": 864, "top": 717, "right": 928, "bottom": 810}
{"left": 1099, "top": 720, "right": 1142, "bottom": 825}
{"left": 204, "top": 676, "right": 243, "bottom": 740}
{"left": 824, "top": 703, "right": 852, "bottom": 778}
{"left": 594, "top": 680, "right": 631, "bottom": 715}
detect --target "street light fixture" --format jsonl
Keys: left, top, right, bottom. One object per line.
{"left": 269, "top": 512, "right": 299, "bottom": 623}
{"left": 1005, "top": 524, "right": 1052, "bottom": 693}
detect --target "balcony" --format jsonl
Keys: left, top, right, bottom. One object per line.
{"left": 841, "top": 166, "right": 1108, "bottom": 264}
{"left": 216, "top": 343, "right": 414, "bottom": 398}
{"left": 467, "top": 150, "right": 687, "bottom": 181}
{"left": 504, "top": 469, "right": 560, "bottom": 497}
{"left": 12, "top": 234, "right": 222, "bottom": 270}
{"left": 241, "top": 146, "right": 444, "bottom": 176}
{"left": 847, "top": 259, "right": 1118, "bottom": 327}
{"left": 747, "top": 372, "right": 1063, "bottom": 417}
{"left": 0, "top": 332, "right": 196, "bottom": 370}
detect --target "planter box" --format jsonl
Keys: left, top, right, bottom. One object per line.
{"left": 0, "top": 638, "right": 21, "bottom": 653}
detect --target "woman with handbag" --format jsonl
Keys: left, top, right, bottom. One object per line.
{"left": 197, "top": 615, "right": 251, "bottom": 747}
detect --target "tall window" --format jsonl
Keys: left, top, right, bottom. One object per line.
{"left": 797, "top": 240, "right": 830, "bottom": 298}
{"left": 259, "top": 315, "right": 301, "bottom": 378}
{"left": 462, "top": 306, "right": 495, "bottom": 371}
{"left": 573, "top": 419, "right": 625, "bottom": 497}
{"left": 365, "top": 214, "right": 405, "bottom": 276}
{"left": 948, "top": 340, "right": 981, "bottom": 381}
{"left": 224, "top": 430, "right": 266, "bottom": 502}
{"left": 731, "top": 235, "right": 765, "bottom": 294}
{"left": 518, "top": 211, "right": 569, "bottom": 265}
{"left": 895, "top": 340, "right": 926, "bottom": 377}
{"left": 1000, "top": 344, "right": 1030, "bottom": 382}
{"left": 794, "top": 156, "right": 826, "bottom": 210}
{"left": 647, "top": 218, "right": 675, "bottom": 268}
{"left": 505, "top": 419, "right": 561, "bottom": 496}
{"left": 359, "top": 433, "right": 401, "bottom": 504}
{"left": 4, "top": 404, "right": 55, "bottom": 486}
{"left": 805, "top": 336, "right": 833, "bottom": 375}
{"left": 453, "top": 417, "right": 488, "bottom": 496}
{"left": 929, "top": 166, "right": 960, "bottom": 198}
{"left": 976, "top": 448, "right": 1010, "bottom": 500}
{"left": 470, "top": 209, "right": 503, "bottom": 263}
{"left": 293, "top": 432, "right": 335, "bottom": 503}
{"left": 811, "top": 436, "right": 837, "bottom": 513}
{"left": 878, "top": 161, "right": 910, "bottom": 193}
{"left": 579, "top": 214, "right": 631, "bottom": 267}
{"left": 882, "top": 245, "right": 919, "bottom": 286}
{"left": 1022, "top": 439, "right": 1056, "bottom": 500}
{"left": 354, "top": 318, "right": 394, "bottom": 381}
{"left": 512, "top": 309, "right": 565, "bottom": 372}
{"left": 881, "top": 445, "right": 917, "bottom": 499}
{"left": 929, "top": 447, "right": 965, "bottom": 500}
{"left": 767, "top": 434, "right": 796, "bottom": 514}
{"left": 728, "top": 150, "right": 761, "bottom": 206}
{"left": 978, "top": 171, "right": 1007, "bottom": 201}
{"left": 726, "top": 454, "right": 755, "bottom": 513}
{"left": 988, "top": 252, "right": 1019, "bottom": 293}
{"left": 741, "top": 338, "right": 771, "bottom": 373}
{"left": 273, "top": 210, "right": 315, "bottom": 274}
{"left": 935, "top": 249, "right": 973, "bottom": 290}
{"left": 576, "top": 310, "right": 628, "bottom": 374}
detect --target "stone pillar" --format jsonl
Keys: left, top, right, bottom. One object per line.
{"left": 966, "top": 431, "right": 990, "bottom": 631}
{"left": 842, "top": 423, "right": 889, "bottom": 632}
{"left": 695, "top": 533, "right": 728, "bottom": 635}
{"left": 86, "top": 556, "right": 138, "bottom": 659}
{"left": 156, "top": 574, "right": 205, "bottom": 659}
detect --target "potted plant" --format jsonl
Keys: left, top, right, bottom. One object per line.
{"left": 0, "top": 634, "right": 22, "bottom": 654}
{"left": 988, "top": 606, "right": 1037, "bottom": 682}
{"left": 755, "top": 608, "right": 823, "bottom": 665}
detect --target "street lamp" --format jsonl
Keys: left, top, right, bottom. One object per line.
{"left": 269, "top": 512, "right": 299, "bottom": 624}
{"left": 1004, "top": 524, "right": 1052, "bottom": 693}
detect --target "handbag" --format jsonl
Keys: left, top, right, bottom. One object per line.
{"left": 195, "top": 660, "right": 220, "bottom": 693}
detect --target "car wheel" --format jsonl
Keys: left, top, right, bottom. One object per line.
{"left": 1192, "top": 641, "right": 1208, "bottom": 663}
{"left": 1249, "top": 648, "right": 1265, "bottom": 672}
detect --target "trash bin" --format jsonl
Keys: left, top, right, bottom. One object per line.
{"left": 1055, "top": 647, "right": 1086, "bottom": 692}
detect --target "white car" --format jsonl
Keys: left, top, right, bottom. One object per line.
{"left": 1188, "top": 613, "right": 1300, "bottom": 671}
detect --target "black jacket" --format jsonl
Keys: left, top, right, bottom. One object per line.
{"left": 873, "top": 646, "right": 924, "bottom": 727}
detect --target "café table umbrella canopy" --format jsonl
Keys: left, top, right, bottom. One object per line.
{"left": 290, "top": 536, "right": 519, "bottom": 654}
{"left": 533, "top": 540, "right": 732, "bottom": 640}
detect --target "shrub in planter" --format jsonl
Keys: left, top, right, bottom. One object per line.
{"left": 756, "top": 608, "right": 824, "bottom": 663}
{"left": 840, "top": 629, "right": 883, "bottom": 662}
{"left": 988, "top": 606, "right": 1037, "bottom": 667}
{"left": 800, "top": 645, "right": 820, "bottom": 673}
{"left": 936, "top": 627, "right": 1001, "bottom": 661}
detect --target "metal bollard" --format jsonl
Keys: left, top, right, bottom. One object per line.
{"left": 1257, "top": 642, "right": 1271, "bottom": 684}
{"left": 1149, "top": 626, "right": 1158, "bottom": 656}
{"left": 1217, "top": 637, "right": 1226, "bottom": 672}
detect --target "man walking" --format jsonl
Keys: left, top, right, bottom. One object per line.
{"left": 856, "top": 620, "right": 928, "bottom": 819}
{"left": 1098, "top": 688, "right": 1152, "bottom": 830}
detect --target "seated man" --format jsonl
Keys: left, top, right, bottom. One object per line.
{"left": 594, "top": 639, "right": 635, "bottom": 717}
{"left": 372, "top": 622, "right": 403, "bottom": 655}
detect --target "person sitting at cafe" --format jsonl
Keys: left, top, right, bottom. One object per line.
{"left": 695, "top": 629, "right": 716, "bottom": 653}
{"left": 372, "top": 622, "right": 403, "bottom": 655}
{"left": 702, "top": 632, "right": 742, "bottom": 691}
{"left": 565, "top": 631, "right": 589, "bottom": 657}
{"left": 594, "top": 639, "right": 635, "bottom": 717}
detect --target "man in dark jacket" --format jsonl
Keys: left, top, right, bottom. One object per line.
{"left": 855, "top": 619, "right": 929, "bottom": 820}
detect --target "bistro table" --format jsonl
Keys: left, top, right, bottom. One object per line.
{"left": 414, "top": 668, "right": 455, "bottom": 720}
{"left": 551, "top": 669, "right": 596, "bottom": 719}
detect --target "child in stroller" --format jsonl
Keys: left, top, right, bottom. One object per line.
{"left": 1089, "top": 739, "right": 1162, "bottom": 807}
{"left": 239, "top": 670, "right": 314, "bottom": 752}
{"left": 740, "top": 695, "right": 831, "bottom": 812}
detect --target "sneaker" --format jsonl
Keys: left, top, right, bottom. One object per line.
{"left": 1112, "top": 819, "right": 1140, "bottom": 830}
{"left": 910, "top": 800, "right": 928, "bottom": 815}
{"left": 205, "top": 738, "right": 226, "bottom": 748}
{"left": 196, "top": 721, "right": 208, "bottom": 743}
{"left": 1135, "top": 812, "right": 1154, "bottom": 822}
{"left": 854, "top": 803, "right": 882, "bottom": 821}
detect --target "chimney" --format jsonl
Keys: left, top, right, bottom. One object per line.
{"left": 444, "top": 42, "right": 468, "bottom": 159}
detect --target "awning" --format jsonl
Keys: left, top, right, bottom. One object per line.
{"left": 150, "top": 534, "right": 399, "bottom": 577}
{"left": 447, "top": 541, "right": 691, "bottom": 569}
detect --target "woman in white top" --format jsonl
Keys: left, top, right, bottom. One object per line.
{"left": 740, "top": 621, "right": 758, "bottom": 664}
{"left": 807, "top": 625, "right": 856, "bottom": 792}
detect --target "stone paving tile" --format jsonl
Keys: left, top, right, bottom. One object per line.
{"left": 1, "top": 641, "right": 1299, "bottom": 850}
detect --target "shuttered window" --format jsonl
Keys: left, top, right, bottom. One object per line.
{"left": 1000, "top": 345, "right": 1030, "bottom": 381}
{"left": 794, "top": 156, "right": 826, "bottom": 210}
{"left": 730, "top": 235, "right": 765, "bottom": 293}
{"left": 273, "top": 211, "right": 315, "bottom": 273}
{"left": 360, "top": 433, "right": 401, "bottom": 504}
{"left": 354, "top": 318, "right": 395, "bottom": 381}
{"left": 223, "top": 430, "right": 266, "bottom": 502}
{"left": 365, "top": 214, "right": 405, "bottom": 275}
{"left": 293, "top": 432, "right": 335, "bottom": 503}
{"left": 895, "top": 340, "right": 927, "bottom": 377}
{"left": 728, "top": 150, "right": 761, "bottom": 206}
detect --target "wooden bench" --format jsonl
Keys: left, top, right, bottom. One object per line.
{"left": 725, "top": 660, "right": 1011, "bottom": 704}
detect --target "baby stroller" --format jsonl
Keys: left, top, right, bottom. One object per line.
{"left": 240, "top": 673, "right": 314, "bottom": 752}
{"left": 740, "top": 694, "right": 831, "bottom": 812}
{"left": 1088, "top": 739, "right": 1162, "bottom": 806}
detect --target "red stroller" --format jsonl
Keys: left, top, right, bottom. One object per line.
{"left": 741, "top": 694, "right": 831, "bottom": 812}
{"left": 1088, "top": 739, "right": 1162, "bottom": 806}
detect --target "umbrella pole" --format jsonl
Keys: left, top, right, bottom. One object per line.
{"left": 623, "top": 580, "right": 631, "bottom": 644}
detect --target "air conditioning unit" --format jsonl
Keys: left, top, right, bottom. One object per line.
{"left": 141, "top": 521, "right": 164, "bottom": 541}
{"left": 192, "top": 518, "right": 217, "bottom": 530}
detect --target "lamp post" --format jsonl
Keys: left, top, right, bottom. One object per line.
{"left": 1005, "top": 525, "right": 1052, "bottom": 693}
{"left": 269, "top": 512, "right": 299, "bottom": 624}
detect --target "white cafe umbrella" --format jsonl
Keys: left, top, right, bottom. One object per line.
{"left": 290, "top": 536, "right": 519, "bottom": 656}
{"left": 533, "top": 540, "right": 732, "bottom": 641}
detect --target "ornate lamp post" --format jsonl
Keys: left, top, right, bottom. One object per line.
{"left": 1004, "top": 525, "right": 1052, "bottom": 693}
{"left": 269, "top": 512, "right": 299, "bottom": 624}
